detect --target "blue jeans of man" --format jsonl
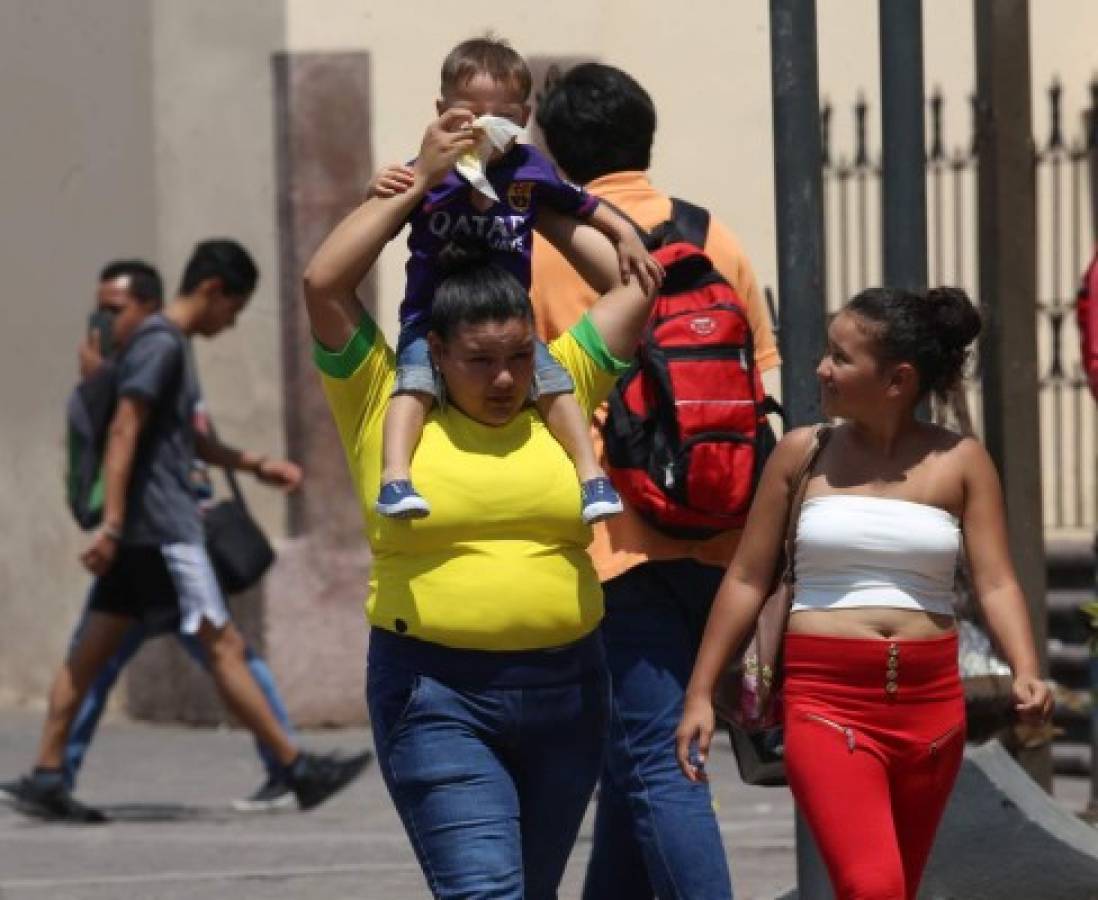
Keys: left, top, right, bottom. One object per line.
{"left": 64, "top": 604, "right": 295, "bottom": 789}
{"left": 367, "top": 630, "right": 610, "bottom": 899}
{"left": 582, "top": 559, "right": 734, "bottom": 900}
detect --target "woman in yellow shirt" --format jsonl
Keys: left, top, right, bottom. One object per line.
{"left": 304, "top": 111, "right": 660, "bottom": 899}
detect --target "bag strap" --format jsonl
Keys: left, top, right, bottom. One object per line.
{"left": 594, "top": 196, "right": 711, "bottom": 252}
{"left": 780, "top": 424, "right": 832, "bottom": 583}
{"left": 668, "top": 197, "right": 711, "bottom": 249}
{"left": 181, "top": 339, "right": 248, "bottom": 512}
{"left": 203, "top": 414, "right": 249, "bottom": 510}
{"left": 596, "top": 197, "right": 649, "bottom": 241}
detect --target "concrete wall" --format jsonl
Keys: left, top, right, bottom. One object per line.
{"left": 0, "top": 0, "right": 288, "bottom": 708}
{"left": 2, "top": 0, "right": 1097, "bottom": 710}
{"left": 148, "top": 0, "right": 287, "bottom": 545}
{"left": 0, "top": 0, "right": 156, "bottom": 706}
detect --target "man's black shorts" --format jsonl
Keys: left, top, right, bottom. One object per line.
{"left": 87, "top": 543, "right": 228, "bottom": 634}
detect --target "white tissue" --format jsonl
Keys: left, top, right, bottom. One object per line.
{"left": 454, "top": 115, "right": 524, "bottom": 203}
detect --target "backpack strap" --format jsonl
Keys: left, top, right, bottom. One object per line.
{"left": 669, "top": 198, "right": 711, "bottom": 249}
{"left": 594, "top": 195, "right": 711, "bottom": 253}
{"left": 596, "top": 197, "right": 649, "bottom": 240}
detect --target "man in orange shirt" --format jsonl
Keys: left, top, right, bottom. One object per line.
{"left": 531, "top": 64, "right": 781, "bottom": 900}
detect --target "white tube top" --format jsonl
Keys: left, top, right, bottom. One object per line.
{"left": 791, "top": 495, "right": 960, "bottom": 616}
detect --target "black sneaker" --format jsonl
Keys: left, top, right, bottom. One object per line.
{"left": 14, "top": 775, "right": 107, "bottom": 824}
{"left": 0, "top": 778, "right": 24, "bottom": 804}
{"left": 231, "top": 776, "right": 296, "bottom": 813}
{"left": 287, "top": 750, "right": 373, "bottom": 811}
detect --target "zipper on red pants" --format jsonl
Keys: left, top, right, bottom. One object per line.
{"left": 802, "top": 712, "right": 857, "bottom": 752}
{"left": 928, "top": 722, "right": 965, "bottom": 756}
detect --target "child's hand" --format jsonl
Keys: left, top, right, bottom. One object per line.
{"left": 368, "top": 164, "right": 416, "bottom": 199}
{"left": 414, "top": 109, "right": 478, "bottom": 188}
{"left": 616, "top": 230, "right": 665, "bottom": 296}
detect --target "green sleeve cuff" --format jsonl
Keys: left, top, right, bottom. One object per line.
{"left": 570, "top": 313, "right": 633, "bottom": 375}
{"left": 312, "top": 316, "right": 377, "bottom": 379}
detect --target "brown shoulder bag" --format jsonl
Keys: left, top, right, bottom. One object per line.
{"left": 713, "top": 423, "right": 831, "bottom": 785}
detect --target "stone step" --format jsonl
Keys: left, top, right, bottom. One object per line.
{"left": 1047, "top": 537, "right": 1095, "bottom": 590}
{"left": 1053, "top": 741, "right": 1093, "bottom": 776}
{"left": 1049, "top": 638, "right": 1093, "bottom": 688}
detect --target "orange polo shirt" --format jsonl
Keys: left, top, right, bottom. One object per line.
{"left": 530, "top": 170, "right": 781, "bottom": 583}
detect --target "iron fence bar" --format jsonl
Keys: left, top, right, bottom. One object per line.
{"left": 1075, "top": 366, "right": 1085, "bottom": 527}
{"left": 839, "top": 162, "right": 851, "bottom": 305}
{"left": 1089, "top": 80, "right": 1098, "bottom": 236}
{"left": 1072, "top": 145, "right": 1083, "bottom": 293}
{"left": 930, "top": 89, "right": 945, "bottom": 285}
{"left": 855, "top": 97, "right": 871, "bottom": 293}
{"left": 952, "top": 149, "right": 968, "bottom": 288}
{"left": 932, "top": 159, "right": 944, "bottom": 284}
{"left": 821, "top": 102, "right": 833, "bottom": 312}
{"left": 1071, "top": 145, "right": 1084, "bottom": 527}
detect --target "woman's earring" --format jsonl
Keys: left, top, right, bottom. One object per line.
{"left": 432, "top": 358, "right": 447, "bottom": 411}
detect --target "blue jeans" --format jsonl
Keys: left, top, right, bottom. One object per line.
{"left": 64, "top": 604, "right": 296, "bottom": 789}
{"left": 367, "top": 631, "right": 610, "bottom": 899}
{"left": 583, "top": 560, "right": 733, "bottom": 900}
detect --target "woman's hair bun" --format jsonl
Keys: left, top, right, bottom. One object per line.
{"left": 925, "top": 286, "right": 981, "bottom": 349}
{"left": 846, "top": 284, "right": 982, "bottom": 400}
{"left": 436, "top": 241, "right": 491, "bottom": 278}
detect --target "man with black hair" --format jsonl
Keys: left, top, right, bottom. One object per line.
{"left": 6, "top": 257, "right": 315, "bottom": 813}
{"left": 531, "top": 64, "right": 781, "bottom": 900}
{"left": 8, "top": 240, "right": 370, "bottom": 822}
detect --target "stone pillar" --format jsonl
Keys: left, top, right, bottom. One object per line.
{"left": 261, "top": 50, "right": 377, "bottom": 725}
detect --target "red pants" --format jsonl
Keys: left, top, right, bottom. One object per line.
{"left": 783, "top": 632, "right": 965, "bottom": 900}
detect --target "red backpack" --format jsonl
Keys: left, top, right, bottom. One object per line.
{"left": 603, "top": 199, "right": 781, "bottom": 539}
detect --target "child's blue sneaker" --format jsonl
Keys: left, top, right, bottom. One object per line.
{"left": 376, "top": 480, "right": 431, "bottom": 519}
{"left": 580, "top": 476, "right": 624, "bottom": 525}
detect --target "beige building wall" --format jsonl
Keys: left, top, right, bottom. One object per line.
{"left": 0, "top": 0, "right": 157, "bottom": 706}
{"left": 2, "top": 0, "right": 1095, "bottom": 707}
{"left": 149, "top": 0, "right": 287, "bottom": 534}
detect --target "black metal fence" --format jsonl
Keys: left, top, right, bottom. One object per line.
{"left": 819, "top": 80, "right": 1098, "bottom": 532}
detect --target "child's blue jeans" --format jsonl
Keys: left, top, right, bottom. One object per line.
{"left": 394, "top": 320, "right": 574, "bottom": 400}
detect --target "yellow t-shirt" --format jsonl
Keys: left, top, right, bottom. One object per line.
{"left": 314, "top": 313, "right": 626, "bottom": 651}
{"left": 530, "top": 171, "right": 781, "bottom": 581}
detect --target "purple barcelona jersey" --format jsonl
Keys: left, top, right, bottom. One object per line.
{"left": 401, "top": 144, "right": 598, "bottom": 326}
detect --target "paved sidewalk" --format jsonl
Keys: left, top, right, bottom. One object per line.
{"left": 0, "top": 708, "right": 799, "bottom": 899}
{"left": 3, "top": 708, "right": 1092, "bottom": 899}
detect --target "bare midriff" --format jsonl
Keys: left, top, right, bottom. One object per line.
{"left": 787, "top": 607, "right": 956, "bottom": 640}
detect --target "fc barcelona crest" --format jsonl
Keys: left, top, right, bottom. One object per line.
{"left": 507, "top": 181, "right": 534, "bottom": 212}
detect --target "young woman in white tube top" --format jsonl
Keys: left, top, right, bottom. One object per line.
{"left": 678, "top": 285, "right": 1053, "bottom": 900}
